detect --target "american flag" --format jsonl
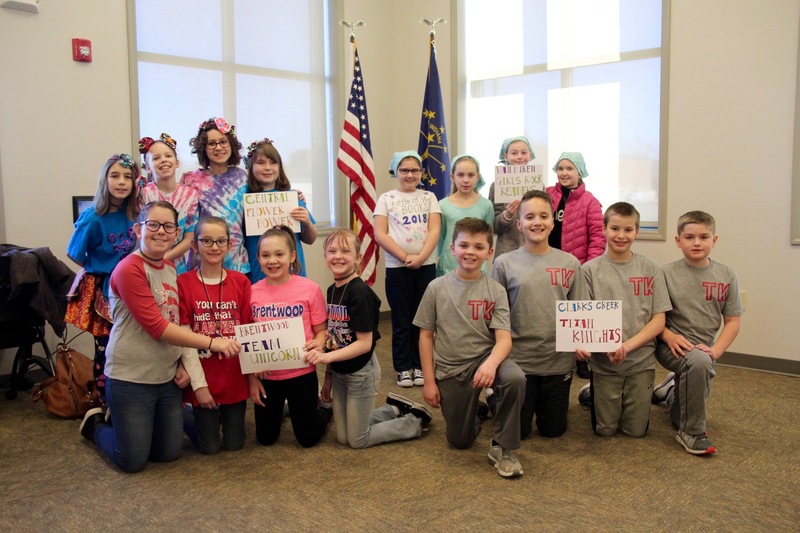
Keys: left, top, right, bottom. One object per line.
{"left": 337, "top": 41, "right": 379, "bottom": 286}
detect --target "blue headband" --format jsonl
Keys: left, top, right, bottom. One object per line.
{"left": 498, "top": 136, "right": 534, "bottom": 163}
{"left": 450, "top": 154, "right": 485, "bottom": 192}
{"left": 552, "top": 151, "right": 589, "bottom": 178}
{"left": 389, "top": 151, "right": 422, "bottom": 177}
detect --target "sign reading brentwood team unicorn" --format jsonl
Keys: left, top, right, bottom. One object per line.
{"left": 555, "top": 300, "right": 622, "bottom": 352}
{"left": 236, "top": 316, "right": 307, "bottom": 373}
{"left": 243, "top": 190, "right": 301, "bottom": 235}
{"left": 493, "top": 164, "right": 545, "bottom": 204}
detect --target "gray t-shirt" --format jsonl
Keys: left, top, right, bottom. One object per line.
{"left": 491, "top": 247, "right": 584, "bottom": 375}
{"left": 581, "top": 253, "right": 672, "bottom": 376}
{"left": 657, "top": 258, "right": 743, "bottom": 360}
{"left": 106, "top": 255, "right": 182, "bottom": 384}
{"left": 413, "top": 272, "right": 510, "bottom": 380}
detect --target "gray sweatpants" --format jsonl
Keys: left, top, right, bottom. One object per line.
{"left": 655, "top": 347, "right": 716, "bottom": 435}
{"left": 592, "top": 369, "right": 654, "bottom": 437}
{"left": 438, "top": 357, "right": 525, "bottom": 450}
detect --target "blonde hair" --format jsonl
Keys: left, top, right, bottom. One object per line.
{"left": 324, "top": 229, "right": 362, "bottom": 274}
{"left": 449, "top": 155, "right": 480, "bottom": 195}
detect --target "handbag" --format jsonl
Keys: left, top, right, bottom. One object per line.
{"left": 31, "top": 342, "right": 99, "bottom": 419}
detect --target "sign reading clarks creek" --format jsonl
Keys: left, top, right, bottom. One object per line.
{"left": 555, "top": 300, "right": 622, "bottom": 352}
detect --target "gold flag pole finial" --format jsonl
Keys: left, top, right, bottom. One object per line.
{"left": 340, "top": 20, "right": 365, "bottom": 43}
{"left": 420, "top": 18, "right": 446, "bottom": 41}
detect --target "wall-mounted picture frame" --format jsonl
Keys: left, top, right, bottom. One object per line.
{"left": 72, "top": 196, "right": 94, "bottom": 223}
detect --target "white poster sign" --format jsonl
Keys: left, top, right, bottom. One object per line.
{"left": 243, "top": 190, "right": 301, "bottom": 235}
{"left": 236, "top": 316, "right": 308, "bottom": 373}
{"left": 493, "top": 164, "right": 545, "bottom": 203}
{"left": 555, "top": 300, "right": 622, "bottom": 352}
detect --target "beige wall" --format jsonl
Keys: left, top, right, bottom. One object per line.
{"left": 1, "top": 0, "right": 798, "bottom": 369}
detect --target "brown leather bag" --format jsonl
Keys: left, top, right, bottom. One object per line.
{"left": 31, "top": 343, "right": 99, "bottom": 419}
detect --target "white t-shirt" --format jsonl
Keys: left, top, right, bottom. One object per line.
{"left": 374, "top": 189, "right": 441, "bottom": 268}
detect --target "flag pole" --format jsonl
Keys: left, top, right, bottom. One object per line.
{"left": 417, "top": 17, "right": 451, "bottom": 200}
{"left": 339, "top": 20, "right": 366, "bottom": 234}
{"left": 336, "top": 21, "right": 380, "bottom": 285}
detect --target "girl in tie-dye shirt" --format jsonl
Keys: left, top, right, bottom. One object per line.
{"left": 138, "top": 132, "right": 199, "bottom": 274}
{"left": 183, "top": 117, "right": 248, "bottom": 273}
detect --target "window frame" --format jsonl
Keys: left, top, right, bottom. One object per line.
{"left": 124, "top": 0, "right": 345, "bottom": 230}
{"left": 451, "top": 0, "right": 670, "bottom": 239}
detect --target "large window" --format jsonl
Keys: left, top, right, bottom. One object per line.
{"left": 127, "top": 0, "right": 341, "bottom": 226}
{"left": 456, "top": 0, "right": 668, "bottom": 236}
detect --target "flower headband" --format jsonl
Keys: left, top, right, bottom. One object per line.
{"left": 245, "top": 138, "right": 275, "bottom": 165}
{"left": 199, "top": 117, "right": 235, "bottom": 135}
{"left": 109, "top": 153, "right": 136, "bottom": 169}
{"left": 138, "top": 133, "right": 177, "bottom": 155}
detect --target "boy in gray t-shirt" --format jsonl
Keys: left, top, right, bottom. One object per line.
{"left": 575, "top": 203, "right": 671, "bottom": 438}
{"left": 491, "top": 190, "right": 584, "bottom": 440}
{"left": 414, "top": 218, "right": 525, "bottom": 478}
{"left": 654, "top": 211, "right": 742, "bottom": 455}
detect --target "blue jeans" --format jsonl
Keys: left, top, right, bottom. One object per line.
{"left": 94, "top": 378, "right": 184, "bottom": 473}
{"left": 385, "top": 264, "right": 435, "bottom": 372}
{"left": 185, "top": 401, "right": 247, "bottom": 454}
{"left": 331, "top": 354, "right": 421, "bottom": 448}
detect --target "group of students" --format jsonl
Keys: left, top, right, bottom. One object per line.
{"left": 365, "top": 140, "right": 741, "bottom": 478}
{"left": 65, "top": 122, "right": 741, "bottom": 478}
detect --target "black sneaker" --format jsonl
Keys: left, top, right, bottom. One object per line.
{"left": 319, "top": 405, "right": 333, "bottom": 424}
{"left": 79, "top": 407, "right": 105, "bottom": 441}
{"left": 386, "top": 392, "right": 432, "bottom": 428}
{"left": 477, "top": 401, "right": 491, "bottom": 421}
{"left": 578, "top": 383, "right": 592, "bottom": 410}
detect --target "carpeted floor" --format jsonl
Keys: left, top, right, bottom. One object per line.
{"left": 1, "top": 321, "right": 798, "bottom": 532}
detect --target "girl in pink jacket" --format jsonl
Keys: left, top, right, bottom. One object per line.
{"left": 546, "top": 152, "right": 605, "bottom": 264}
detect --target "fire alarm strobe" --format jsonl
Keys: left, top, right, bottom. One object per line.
{"left": 72, "top": 38, "right": 92, "bottom": 63}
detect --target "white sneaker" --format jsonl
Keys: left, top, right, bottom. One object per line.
{"left": 412, "top": 368, "right": 424, "bottom": 386}
{"left": 652, "top": 372, "right": 675, "bottom": 404}
{"left": 396, "top": 370, "right": 413, "bottom": 388}
{"left": 488, "top": 444, "right": 523, "bottom": 478}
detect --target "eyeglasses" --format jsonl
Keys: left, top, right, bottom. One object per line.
{"left": 198, "top": 238, "right": 230, "bottom": 248}
{"left": 207, "top": 139, "right": 230, "bottom": 149}
{"left": 397, "top": 168, "right": 422, "bottom": 176}
{"left": 143, "top": 220, "right": 179, "bottom": 233}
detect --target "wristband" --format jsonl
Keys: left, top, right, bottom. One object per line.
{"left": 207, "top": 337, "right": 213, "bottom": 351}
{"left": 502, "top": 211, "right": 513, "bottom": 222}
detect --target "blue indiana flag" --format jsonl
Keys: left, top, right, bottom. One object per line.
{"left": 417, "top": 35, "right": 450, "bottom": 200}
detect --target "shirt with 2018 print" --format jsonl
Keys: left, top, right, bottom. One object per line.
{"left": 374, "top": 189, "right": 441, "bottom": 268}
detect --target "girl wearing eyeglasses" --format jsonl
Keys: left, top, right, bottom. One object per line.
{"left": 79, "top": 201, "right": 241, "bottom": 473}
{"left": 183, "top": 117, "right": 248, "bottom": 274}
{"left": 177, "top": 216, "right": 252, "bottom": 454}
{"left": 373, "top": 151, "right": 442, "bottom": 388}
{"left": 138, "top": 133, "right": 200, "bottom": 275}
{"left": 66, "top": 153, "right": 141, "bottom": 404}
